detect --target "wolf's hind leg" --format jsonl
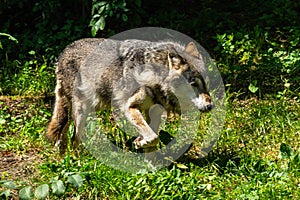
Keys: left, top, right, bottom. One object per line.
{"left": 72, "top": 99, "right": 90, "bottom": 151}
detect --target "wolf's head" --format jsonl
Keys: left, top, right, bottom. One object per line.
{"left": 165, "top": 42, "right": 214, "bottom": 112}
{"left": 120, "top": 40, "right": 214, "bottom": 112}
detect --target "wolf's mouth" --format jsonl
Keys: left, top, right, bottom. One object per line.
{"left": 191, "top": 97, "right": 214, "bottom": 112}
{"left": 197, "top": 104, "right": 214, "bottom": 112}
{"left": 203, "top": 103, "right": 214, "bottom": 112}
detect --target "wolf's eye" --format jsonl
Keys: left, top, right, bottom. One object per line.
{"left": 190, "top": 78, "right": 205, "bottom": 90}
{"left": 190, "top": 81, "right": 197, "bottom": 87}
{"left": 181, "top": 59, "right": 187, "bottom": 65}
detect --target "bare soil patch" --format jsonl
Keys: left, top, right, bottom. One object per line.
{"left": 0, "top": 96, "right": 53, "bottom": 180}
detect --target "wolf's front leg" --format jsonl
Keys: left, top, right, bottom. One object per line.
{"left": 125, "top": 107, "right": 159, "bottom": 149}
{"left": 122, "top": 87, "right": 163, "bottom": 149}
{"left": 144, "top": 104, "right": 165, "bottom": 156}
{"left": 148, "top": 104, "right": 165, "bottom": 134}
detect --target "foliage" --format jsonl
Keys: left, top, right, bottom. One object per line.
{"left": 0, "top": 51, "right": 55, "bottom": 96}
{"left": 90, "top": 0, "right": 129, "bottom": 36}
{"left": 0, "top": 98, "right": 299, "bottom": 199}
{"left": 0, "top": 0, "right": 299, "bottom": 97}
{"left": 0, "top": 33, "right": 18, "bottom": 49}
{"left": 89, "top": 0, "right": 143, "bottom": 36}
{"left": 1, "top": 173, "right": 84, "bottom": 199}
{"left": 215, "top": 26, "right": 300, "bottom": 98}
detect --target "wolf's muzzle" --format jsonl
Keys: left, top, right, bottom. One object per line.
{"left": 206, "top": 103, "right": 214, "bottom": 111}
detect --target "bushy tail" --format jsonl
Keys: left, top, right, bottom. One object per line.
{"left": 46, "top": 90, "right": 71, "bottom": 148}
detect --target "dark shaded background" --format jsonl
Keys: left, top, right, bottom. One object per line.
{"left": 1, "top": 0, "right": 299, "bottom": 97}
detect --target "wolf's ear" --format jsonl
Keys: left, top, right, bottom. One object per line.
{"left": 185, "top": 42, "right": 200, "bottom": 58}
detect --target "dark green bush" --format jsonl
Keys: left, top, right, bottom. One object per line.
{"left": 0, "top": 0, "right": 299, "bottom": 98}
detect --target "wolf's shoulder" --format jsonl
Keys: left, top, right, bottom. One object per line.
{"left": 118, "top": 39, "right": 186, "bottom": 63}
{"left": 119, "top": 39, "right": 185, "bottom": 52}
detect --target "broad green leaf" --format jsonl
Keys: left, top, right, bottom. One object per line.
{"left": 122, "top": 14, "right": 128, "bottom": 22}
{"left": 90, "top": 16, "right": 106, "bottom": 36}
{"left": 19, "top": 186, "right": 34, "bottom": 200}
{"left": 96, "top": 2, "right": 106, "bottom": 15}
{"left": 34, "top": 184, "right": 49, "bottom": 200}
{"left": 51, "top": 180, "right": 65, "bottom": 196}
{"left": 28, "top": 50, "right": 35, "bottom": 55}
{"left": 91, "top": 25, "right": 98, "bottom": 37}
{"left": 91, "top": 14, "right": 101, "bottom": 19}
{"left": 0, "top": 189, "right": 11, "bottom": 198}
{"left": 248, "top": 81, "right": 259, "bottom": 93}
{"left": 99, "top": 16, "right": 106, "bottom": 30}
{"left": 0, "top": 180, "right": 18, "bottom": 189}
{"left": 176, "top": 163, "right": 189, "bottom": 169}
{"left": 0, "top": 33, "right": 18, "bottom": 43}
{"left": 67, "top": 174, "right": 84, "bottom": 188}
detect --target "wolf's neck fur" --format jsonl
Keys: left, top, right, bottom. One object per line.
{"left": 120, "top": 40, "right": 185, "bottom": 68}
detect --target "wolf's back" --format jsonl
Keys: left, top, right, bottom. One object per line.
{"left": 56, "top": 38, "right": 104, "bottom": 100}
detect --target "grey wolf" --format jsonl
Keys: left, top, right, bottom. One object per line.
{"left": 47, "top": 38, "right": 213, "bottom": 153}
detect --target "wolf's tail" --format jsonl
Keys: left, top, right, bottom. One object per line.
{"left": 46, "top": 84, "right": 71, "bottom": 144}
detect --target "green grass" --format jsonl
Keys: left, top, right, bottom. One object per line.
{"left": 0, "top": 95, "right": 299, "bottom": 199}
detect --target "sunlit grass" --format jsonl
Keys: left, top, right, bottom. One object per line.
{"left": 0, "top": 96, "right": 299, "bottom": 199}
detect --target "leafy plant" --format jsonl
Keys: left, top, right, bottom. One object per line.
{"left": 51, "top": 180, "right": 65, "bottom": 196}
{"left": 19, "top": 186, "right": 34, "bottom": 200}
{"left": 214, "top": 26, "right": 300, "bottom": 98}
{"left": 0, "top": 173, "right": 84, "bottom": 199}
{"left": 0, "top": 54, "right": 55, "bottom": 96}
{"left": 90, "top": 0, "right": 129, "bottom": 36}
{"left": 0, "top": 33, "right": 18, "bottom": 49}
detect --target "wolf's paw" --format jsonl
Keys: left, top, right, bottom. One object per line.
{"left": 134, "top": 136, "right": 159, "bottom": 149}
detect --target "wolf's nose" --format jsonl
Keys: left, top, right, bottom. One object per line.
{"left": 206, "top": 104, "right": 214, "bottom": 111}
